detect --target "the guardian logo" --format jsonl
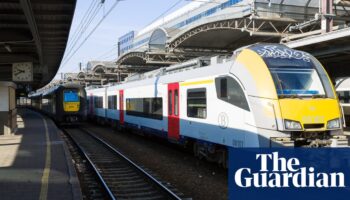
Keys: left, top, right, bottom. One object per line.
{"left": 234, "top": 152, "right": 345, "bottom": 188}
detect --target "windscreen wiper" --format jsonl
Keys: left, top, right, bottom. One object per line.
{"left": 278, "top": 94, "right": 301, "bottom": 99}
{"left": 311, "top": 94, "right": 326, "bottom": 98}
{"left": 288, "top": 94, "right": 302, "bottom": 99}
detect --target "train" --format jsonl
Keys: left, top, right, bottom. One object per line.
{"left": 29, "top": 83, "right": 86, "bottom": 124}
{"left": 335, "top": 77, "right": 350, "bottom": 126}
{"left": 86, "top": 44, "right": 348, "bottom": 165}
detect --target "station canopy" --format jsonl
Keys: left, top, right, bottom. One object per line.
{"left": 0, "top": 0, "right": 76, "bottom": 91}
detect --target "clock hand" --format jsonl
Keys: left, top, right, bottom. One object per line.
{"left": 15, "top": 70, "right": 25, "bottom": 76}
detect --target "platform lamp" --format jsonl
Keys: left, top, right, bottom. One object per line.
{"left": 4, "top": 44, "right": 11, "bottom": 53}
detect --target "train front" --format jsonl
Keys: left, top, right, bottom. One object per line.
{"left": 236, "top": 44, "right": 348, "bottom": 147}
{"left": 62, "top": 88, "right": 84, "bottom": 123}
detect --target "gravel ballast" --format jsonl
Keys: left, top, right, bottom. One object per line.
{"left": 85, "top": 124, "right": 228, "bottom": 200}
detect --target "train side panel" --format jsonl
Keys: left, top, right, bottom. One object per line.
{"left": 123, "top": 83, "right": 167, "bottom": 137}
{"left": 178, "top": 75, "right": 259, "bottom": 148}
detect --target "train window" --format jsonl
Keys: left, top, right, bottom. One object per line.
{"left": 338, "top": 91, "right": 350, "bottom": 103}
{"left": 220, "top": 78, "right": 228, "bottom": 98}
{"left": 143, "top": 98, "right": 151, "bottom": 115}
{"left": 126, "top": 98, "right": 163, "bottom": 120}
{"left": 64, "top": 90, "right": 79, "bottom": 102}
{"left": 168, "top": 91, "right": 172, "bottom": 115}
{"left": 174, "top": 90, "right": 179, "bottom": 116}
{"left": 108, "top": 95, "right": 118, "bottom": 110}
{"left": 187, "top": 88, "right": 207, "bottom": 119}
{"left": 152, "top": 98, "right": 163, "bottom": 117}
{"left": 94, "top": 96, "right": 103, "bottom": 108}
{"left": 215, "top": 76, "right": 250, "bottom": 111}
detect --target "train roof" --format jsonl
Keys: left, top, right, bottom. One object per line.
{"left": 28, "top": 91, "right": 43, "bottom": 98}
{"left": 119, "top": 43, "right": 299, "bottom": 84}
{"left": 87, "top": 43, "right": 310, "bottom": 93}
{"left": 29, "top": 83, "right": 84, "bottom": 98}
{"left": 336, "top": 77, "right": 350, "bottom": 91}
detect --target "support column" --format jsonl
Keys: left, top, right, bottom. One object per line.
{"left": 321, "top": 0, "right": 334, "bottom": 33}
{"left": 0, "top": 82, "right": 17, "bottom": 135}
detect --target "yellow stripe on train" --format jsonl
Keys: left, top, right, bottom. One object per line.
{"left": 180, "top": 79, "right": 214, "bottom": 86}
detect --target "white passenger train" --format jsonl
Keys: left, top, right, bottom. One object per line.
{"left": 86, "top": 44, "right": 348, "bottom": 164}
{"left": 335, "top": 77, "right": 350, "bottom": 126}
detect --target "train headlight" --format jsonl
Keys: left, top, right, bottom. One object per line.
{"left": 327, "top": 118, "right": 340, "bottom": 129}
{"left": 284, "top": 119, "right": 302, "bottom": 130}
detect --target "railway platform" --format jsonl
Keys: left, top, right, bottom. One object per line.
{"left": 0, "top": 108, "right": 81, "bottom": 200}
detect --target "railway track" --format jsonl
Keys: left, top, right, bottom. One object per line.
{"left": 64, "top": 127, "right": 186, "bottom": 200}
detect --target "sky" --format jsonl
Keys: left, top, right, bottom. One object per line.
{"left": 55, "top": 0, "right": 190, "bottom": 79}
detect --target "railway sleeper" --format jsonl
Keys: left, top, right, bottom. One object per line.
{"left": 111, "top": 182, "right": 150, "bottom": 188}
{"left": 112, "top": 186, "right": 157, "bottom": 194}
{"left": 115, "top": 191, "right": 164, "bottom": 199}
{"left": 101, "top": 171, "right": 138, "bottom": 177}
{"left": 118, "top": 196, "right": 165, "bottom": 200}
{"left": 105, "top": 175, "right": 143, "bottom": 181}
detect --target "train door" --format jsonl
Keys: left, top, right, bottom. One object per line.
{"left": 168, "top": 83, "right": 180, "bottom": 140}
{"left": 89, "top": 93, "right": 94, "bottom": 115}
{"left": 119, "top": 90, "right": 124, "bottom": 125}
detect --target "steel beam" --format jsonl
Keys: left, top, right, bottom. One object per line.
{"left": 20, "top": 0, "right": 43, "bottom": 65}
{"left": 286, "top": 27, "right": 350, "bottom": 48}
{"left": 321, "top": 0, "right": 334, "bottom": 33}
{"left": 312, "top": 45, "right": 350, "bottom": 57}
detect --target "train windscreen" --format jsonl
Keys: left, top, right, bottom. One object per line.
{"left": 250, "top": 44, "right": 335, "bottom": 98}
{"left": 64, "top": 90, "right": 79, "bottom": 102}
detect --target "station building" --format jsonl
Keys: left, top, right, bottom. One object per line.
{"left": 118, "top": 0, "right": 252, "bottom": 55}
{"left": 115, "top": 0, "right": 350, "bottom": 79}
{"left": 117, "top": 0, "right": 322, "bottom": 55}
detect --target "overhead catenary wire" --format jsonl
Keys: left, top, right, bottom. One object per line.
{"left": 62, "top": 1, "right": 103, "bottom": 63}
{"left": 60, "top": 0, "right": 122, "bottom": 72}
{"left": 91, "top": 0, "right": 185, "bottom": 62}
{"left": 65, "top": 0, "right": 99, "bottom": 51}
{"left": 97, "top": 48, "right": 119, "bottom": 60}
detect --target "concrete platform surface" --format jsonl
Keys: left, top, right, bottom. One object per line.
{"left": 0, "top": 109, "right": 81, "bottom": 200}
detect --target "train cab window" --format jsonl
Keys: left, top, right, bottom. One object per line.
{"left": 174, "top": 90, "right": 179, "bottom": 116}
{"left": 187, "top": 88, "right": 206, "bottom": 119}
{"left": 64, "top": 90, "right": 79, "bottom": 102}
{"left": 108, "top": 95, "right": 118, "bottom": 109}
{"left": 215, "top": 76, "right": 250, "bottom": 111}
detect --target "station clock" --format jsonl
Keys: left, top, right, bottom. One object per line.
{"left": 12, "top": 62, "right": 33, "bottom": 82}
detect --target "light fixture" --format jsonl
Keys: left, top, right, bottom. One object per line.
{"left": 4, "top": 44, "right": 12, "bottom": 53}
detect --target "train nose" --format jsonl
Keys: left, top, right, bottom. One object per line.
{"left": 278, "top": 99, "right": 341, "bottom": 131}
{"left": 66, "top": 116, "right": 78, "bottom": 123}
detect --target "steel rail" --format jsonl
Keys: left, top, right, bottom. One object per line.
{"left": 81, "top": 128, "right": 183, "bottom": 200}
{"left": 64, "top": 129, "right": 116, "bottom": 200}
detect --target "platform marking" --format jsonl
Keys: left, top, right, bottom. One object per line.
{"left": 39, "top": 117, "right": 51, "bottom": 200}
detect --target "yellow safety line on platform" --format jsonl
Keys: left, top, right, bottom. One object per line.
{"left": 39, "top": 117, "right": 51, "bottom": 200}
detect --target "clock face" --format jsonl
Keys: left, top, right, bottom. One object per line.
{"left": 12, "top": 62, "right": 33, "bottom": 82}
